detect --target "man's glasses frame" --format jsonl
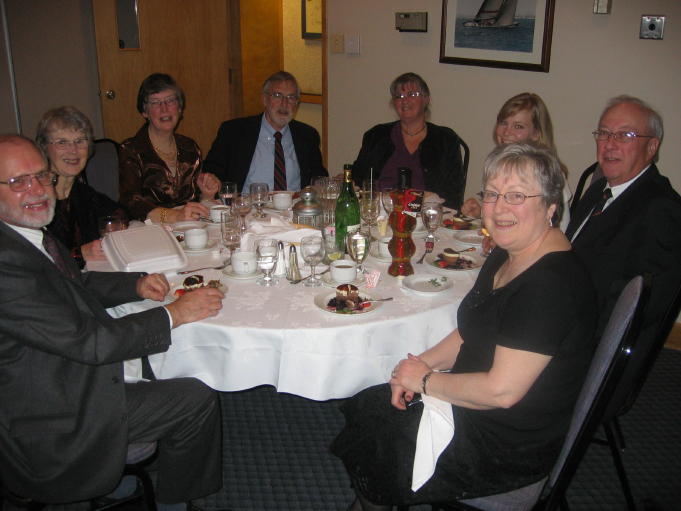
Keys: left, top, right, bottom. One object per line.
{"left": 592, "top": 129, "right": 655, "bottom": 143}
{"left": 265, "top": 92, "right": 300, "bottom": 104}
{"left": 0, "top": 170, "right": 57, "bottom": 192}
{"left": 478, "top": 190, "right": 543, "bottom": 205}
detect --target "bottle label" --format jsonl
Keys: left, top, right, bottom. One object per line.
{"left": 347, "top": 224, "right": 360, "bottom": 235}
{"left": 402, "top": 189, "right": 424, "bottom": 214}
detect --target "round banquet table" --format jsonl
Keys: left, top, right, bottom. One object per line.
{"left": 111, "top": 226, "right": 480, "bottom": 401}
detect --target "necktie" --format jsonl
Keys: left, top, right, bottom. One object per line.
{"left": 42, "top": 229, "right": 79, "bottom": 279}
{"left": 273, "top": 131, "right": 287, "bottom": 191}
{"left": 590, "top": 188, "right": 613, "bottom": 217}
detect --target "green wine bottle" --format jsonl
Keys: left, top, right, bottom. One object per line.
{"left": 335, "top": 164, "right": 360, "bottom": 252}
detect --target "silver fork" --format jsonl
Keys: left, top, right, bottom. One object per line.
{"left": 416, "top": 239, "right": 435, "bottom": 264}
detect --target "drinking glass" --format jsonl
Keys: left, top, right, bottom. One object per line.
{"left": 322, "top": 224, "right": 343, "bottom": 264}
{"left": 381, "top": 189, "right": 395, "bottom": 215}
{"left": 219, "top": 181, "right": 237, "bottom": 207}
{"left": 249, "top": 182, "right": 269, "bottom": 219}
{"left": 98, "top": 214, "right": 127, "bottom": 237}
{"left": 256, "top": 238, "right": 279, "bottom": 286}
{"left": 300, "top": 235, "right": 325, "bottom": 287}
{"left": 233, "top": 194, "right": 251, "bottom": 234}
{"left": 221, "top": 210, "right": 241, "bottom": 256}
{"left": 360, "top": 192, "right": 380, "bottom": 229}
{"left": 321, "top": 178, "right": 341, "bottom": 224}
{"left": 421, "top": 202, "right": 443, "bottom": 243}
{"left": 346, "top": 230, "right": 370, "bottom": 273}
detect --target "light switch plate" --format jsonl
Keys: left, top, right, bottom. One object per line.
{"left": 345, "top": 34, "right": 361, "bottom": 55}
{"left": 640, "top": 15, "right": 665, "bottom": 40}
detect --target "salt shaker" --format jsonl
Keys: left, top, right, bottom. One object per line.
{"left": 273, "top": 241, "right": 287, "bottom": 277}
{"left": 286, "top": 245, "right": 302, "bottom": 282}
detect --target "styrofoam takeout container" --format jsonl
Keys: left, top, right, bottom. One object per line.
{"left": 102, "top": 224, "right": 187, "bottom": 273}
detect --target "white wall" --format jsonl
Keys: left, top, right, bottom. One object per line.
{"left": 326, "top": 0, "right": 681, "bottom": 195}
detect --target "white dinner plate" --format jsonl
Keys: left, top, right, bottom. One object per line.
{"left": 222, "top": 266, "right": 260, "bottom": 280}
{"left": 321, "top": 270, "right": 364, "bottom": 288}
{"left": 425, "top": 251, "right": 483, "bottom": 273}
{"left": 181, "top": 239, "right": 218, "bottom": 254}
{"left": 453, "top": 231, "right": 484, "bottom": 245}
{"left": 402, "top": 274, "right": 453, "bottom": 296}
{"left": 314, "top": 291, "right": 383, "bottom": 316}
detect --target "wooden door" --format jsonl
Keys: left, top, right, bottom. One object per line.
{"left": 92, "top": 0, "right": 239, "bottom": 153}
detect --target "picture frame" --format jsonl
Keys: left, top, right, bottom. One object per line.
{"left": 439, "top": 0, "right": 555, "bottom": 72}
{"left": 302, "top": 0, "right": 322, "bottom": 40}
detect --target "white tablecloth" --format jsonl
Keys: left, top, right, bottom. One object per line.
{"left": 108, "top": 222, "right": 479, "bottom": 400}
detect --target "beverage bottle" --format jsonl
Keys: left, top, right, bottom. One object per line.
{"left": 335, "top": 164, "right": 360, "bottom": 252}
{"left": 388, "top": 167, "right": 422, "bottom": 276}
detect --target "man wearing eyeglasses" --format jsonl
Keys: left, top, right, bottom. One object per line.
{"left": 203, "top": 70, "right": 327, "bottom": 192}
{"left": 0, "top": 135, "right": 224, "bottom": 506}
{"left": 567, "top": 95, "right": 681, "bottom": 402}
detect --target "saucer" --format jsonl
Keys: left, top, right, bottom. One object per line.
{"left": 181, "top": 239, "right": 217, "bottom": 254}
{"left": 222, "top": 266, "right": 260, "bottom": 280}
{"left": 402, "top": 274, "right": 453, "bottom": 296}
{"left": 321, "top": 271, "right": 364, "bottom": 288}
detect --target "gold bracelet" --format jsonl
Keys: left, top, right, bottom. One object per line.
{"left": 159, "top": 208, "right": 168, "bottom": 223}
{"left": 422, "top": 370, "right": 434, "bottom": 395}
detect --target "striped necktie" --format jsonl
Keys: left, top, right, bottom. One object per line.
{"left": 42, "top": 229, "right": 79, "bottom": 279}
{"left": 590, "top": 188, "right": 613, "bottom": 217}
{"left": 274, "top": 131, "right": 287, "bottom": 191}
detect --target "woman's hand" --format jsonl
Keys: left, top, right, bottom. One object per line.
{"left": 461, "top": 197, "right": 482, "bottom": 218}
{"left": 389, "top": 353, "right": 432, "bottom": 410}
{"left": 197, "top": 172, "right": 220, "bottom": 200}
{"left": 179, "top": 201, "right": 210, "bottom": 221}
{"left": 80, "top": 240, "right": 106, "bottom": 261}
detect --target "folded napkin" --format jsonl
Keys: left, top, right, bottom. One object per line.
{"left": 411, "top": 394, "right": 455, "bottom": 492}
{"left": 249, "top": 215, "right": 294, "bottom": 234}
{"left": 241, "top": 226, "right": 320, "bottom": 252}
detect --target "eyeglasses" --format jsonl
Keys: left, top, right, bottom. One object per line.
{"left": 146, "top": 96, "right": 179, "bottom": 109}
{"left": 0, "top": 170, "right": 57, "bottom": 192}
{"left": 592, "top": 129, "right": 655, "bottom": 143}
{"left": 48, "top": 138, "right": 89, "bottom": 150}
{"left": 393, "top": 91, "right": 424, "bottom": 100}
{"left": 478, "top": 190, "right": 543, "bottom": 205}
{"left": 266, "top": 92, "right": 300, "bottom": 104}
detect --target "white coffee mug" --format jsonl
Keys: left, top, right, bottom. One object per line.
{"left": 231, "top": 251, "right": 257, "bottom": 274}
{"left": 377, "top": 236, "right": 392, "bottom": 259}
{"left": 210, "top": 205, "right": 230, "bottom": 223}
{"left": 272, "top": 192, "right": 293, "bottom": 210}
{"left": 184, "top": 228, "right": 208, "bottom": 250}
{"left": 330, "top": 259, "right": 357, "bottom": 283}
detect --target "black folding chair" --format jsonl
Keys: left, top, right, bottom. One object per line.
{"left": 83, "top": 138, "right": 120, "bottom": 202}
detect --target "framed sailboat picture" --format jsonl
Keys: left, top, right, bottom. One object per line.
{"left": 440, "top": 0, "right": 555, "bottom": 72}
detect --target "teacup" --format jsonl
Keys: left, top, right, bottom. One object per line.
{"left": 231, "top": 250, "right": 257, "bottom": 275}
{"left": 330, "top": 259, "right": 358, "bottom": 283}
{"left": 272, "top": 191, "right": 293, "bottom": 210}
{"left": 210, "top": 205, "right": 230, "bottom": 223}
{"left": 184, "top": 228, "right": 208, "bottom": 250}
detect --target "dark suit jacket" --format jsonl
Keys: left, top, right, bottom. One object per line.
{"left": 0, "top": 222, "right": 171, "bottom": 502}
{"left": 566, "top": 164, "right": 681, "bottom": 414}
{"left": 203, "top": 114, "right": 327, "bottom": 191}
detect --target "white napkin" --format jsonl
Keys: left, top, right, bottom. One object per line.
{"left": 241, "top": 228, "right": 320, "bottom": 252}
{"left": 249, "top": 215, "right": 294, "bottom": 234}
{"left": 411, "top": 394, "right": 455, "bottom": 492}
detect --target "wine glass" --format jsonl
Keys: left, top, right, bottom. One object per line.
{"left": 381, "top": 189, "right": 395, "bottom": 216}
{"left": 421, "top": 202, "right": 443, "bottom": 243}
{"left": 98, "top": 214, "right": 127, "bottom": 237}
{"left": 360, "top": 192, "right": 380, "bottom": 229}
{"left": 256, "top": 238, "right": 279, "bottom": 286}
{"left": 300, "top": 235, "right": 325, "bottom": 287}
{"left": 219, "top": 181, "right": 237, "bottom": 207}
{"left": 221, "top": 210, "right": 241, "bottom": 257}
{"left": 250, "top": 182, "right": 269, "bottom": 219}
{"left": 346, "top": 230, "right": 370, "bottom": 274}
{"left": 233, "top": 194, "right": 251, "bottom": 234}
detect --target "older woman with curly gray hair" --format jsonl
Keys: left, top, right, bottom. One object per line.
{"left": 36, "top": 106, "right": 125, "bottom": 267}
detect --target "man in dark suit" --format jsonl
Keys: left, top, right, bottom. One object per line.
{"left": 0, "top": 135, "right": 225, "bottom": 506}
{"left": 566, "top": 96, "right": 681, "bottom": 405}
{"left": 203, "top": 70, "right": 327, "bottom": 192}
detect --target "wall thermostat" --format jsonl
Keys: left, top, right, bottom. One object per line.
{"left": 395, "top": 12, "right": 428, "bottom": 33}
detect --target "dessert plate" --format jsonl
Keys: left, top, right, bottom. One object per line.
{"left": 402, "top": 275, "right": 453, "bottom": 296}
{"left": 314, "top": 291, "right": 383, "bottom": 316}
{"left": 425, "top": 252, "right": 483, "bottom": 273}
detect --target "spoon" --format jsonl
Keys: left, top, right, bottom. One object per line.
{"left": 289, "top": 267, "right": 330, "bottom": 284}
{"left": 361, "top": 297, "right": 393, "bottom": 303}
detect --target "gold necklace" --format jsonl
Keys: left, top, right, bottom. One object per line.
{"left": 401, "top": 123, "right": 426, "bottom": 137}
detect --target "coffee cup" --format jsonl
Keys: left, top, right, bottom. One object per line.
{"left": 184, "top": 228, "right": 208, "bottom": 250}
{"left": 377, "top": 236, "right": 392, "bottom": 259}
{"left": 210, "top": 205, "right": 230, "bottom": 223}
{"left": 231, "top": 250, "right": 257, "bottom": 275}
{"left": 330, "top": 259, "right": 357, "bottom": 283}
{"left": 272, "top": 191, "right": 293, "bottom": 210}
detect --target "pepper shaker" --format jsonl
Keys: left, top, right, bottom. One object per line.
{"left": 273, "top": 241, "right": 287, "bottom": 277}
{"left": 286, "top": 245, "right": 302, "bottom": 282}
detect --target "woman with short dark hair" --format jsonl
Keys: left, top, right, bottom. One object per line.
{"left": 119, "top": 73, "right": 219, "bottom": 222}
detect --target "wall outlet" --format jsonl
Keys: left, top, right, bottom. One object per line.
{"left": 640, "top": 15, "right": 665, "bottom": 40}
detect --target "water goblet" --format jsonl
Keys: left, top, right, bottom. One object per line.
{"left": 233, "top": 194, "right": 251, "bottom": 234}
{"left": 360, "top": 193, "right": 380, "bottom": 229}
{"left": 256, "top": 238, "right": 279, "bottom": 286}
{"left": 300, "top": 235, "right": 325, "bottom": 287}
{"left": 381, "top": 189, "right": 395, "bottom": 216}
{"left": 346, "top": 230, "right": 370, "bottom": 274}
{"left": 219, "top": 181, "right": 237, "bottom": 207}
{"left": 421, "top": 202, "right": 443, "bottom": 243}
{"left": 220, "top": 210, "right": 241, "bottom": 256}
{"left": 250, "top": 182, "right": 269, "bottom": 219}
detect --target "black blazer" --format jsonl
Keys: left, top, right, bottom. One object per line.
{"left": 203, "top": 114, "right": 327, "bottom": 191}
{"left": 0, "top": 222, "right": 171, "bottom": 502}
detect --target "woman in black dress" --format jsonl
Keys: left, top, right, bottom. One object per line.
{"left": 332, "top": 143, "right": 597, "bottom": 510}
